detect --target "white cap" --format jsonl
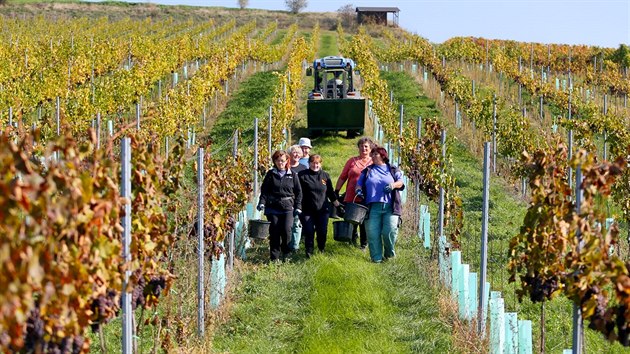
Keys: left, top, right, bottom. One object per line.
{"left": 298, "top": 137, "right": 312, "bottom": 148}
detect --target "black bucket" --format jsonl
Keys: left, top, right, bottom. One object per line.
{"left": 344, "top": 202, "right": 368, "bottom": 225}
{"left": 333, "top": 220, "right": 353, "bottom": 242}
{"left": 328, "top": 203, "right": 345, "bottom": 219}
{"left": 249, "top": 219, "right": 270, "bottom": 239}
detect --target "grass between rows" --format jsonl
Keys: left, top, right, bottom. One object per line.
{"left": 209, "top": 70, "right": 279, "bottom": 148}
{"left": 211, "top": 234, "right": 455, "bottom": 353}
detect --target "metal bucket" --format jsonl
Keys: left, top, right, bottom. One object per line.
{"left": 249, "top": 219, "right": 270, "bottom": 239}
{"left": 332, "top": 220, "right": 353, "bottom": 242}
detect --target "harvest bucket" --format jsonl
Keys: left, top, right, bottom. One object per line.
{"left": 332, "top": 220, "right": 353, "bottom": 242}
{"left": 249, "top": 219, "right": 270, "bottom": 239}
{"left": 344, "top": 195, "right": 368, "bottom": 225}
{"left": 328, "top": 203, "right": 345, "bottom": 219}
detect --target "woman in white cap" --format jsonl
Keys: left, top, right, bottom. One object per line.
{"left": 287, "top": 145, "right": 306, "bottom": 252}
{"left": 298, "top": 137, "right": 312, "bottom": 167}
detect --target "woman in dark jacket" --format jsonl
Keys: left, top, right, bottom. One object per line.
{"left": 298, "top": 155, "right": 339, "bottom": 257}
{"left": 257, "top": 150, "right": 303, "bottom": 261}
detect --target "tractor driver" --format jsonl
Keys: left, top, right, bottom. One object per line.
{"left": 326, "top": 71, "right": 343, "bottom": 98}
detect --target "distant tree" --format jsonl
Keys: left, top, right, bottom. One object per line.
{"left": 285, "top": 0, "right": 307, "bottom": 14}
{"left": 237, "top": 0, "right": 249, "bottom": 9}
{"left": 609, "top": 44, "right": 630, "bottom": 68}
{"left": 337, "top": 4, "right": 354, "bottom": 28}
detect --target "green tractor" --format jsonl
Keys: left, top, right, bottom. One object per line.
{"left": 306, "top": 56, "right": 367, "bottom": 137}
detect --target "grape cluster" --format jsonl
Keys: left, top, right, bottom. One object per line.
{"left": 583, "top": 287, "right": 630, "bottom": 346}
{"left": 129, "top": 271, "right": 169, "bottom": 310}
{"left": 23, "top": 307, "right": 44, "bottom": 352}
{"left": 203, "top": 224, "right": 218, "bottom": 257}
{"left": 89, "top": 289, "right": 119, "bottom": 332}
{"left": 132, "top": 273, "right": 147, "bottom": 310}
{"left": 225, "top": 215, "right": 236, "bottom": 231}
{"left": 524, "top": 274, "right": 559, "bottom": 302}
{"left": 23, "top": 306, "right": 86, "bottom": 353}
{"left": 147, "top": 275, "right": 167, "bottom": 298}
{"left": 46, "top": 336, "right": 85, "bottom": 354}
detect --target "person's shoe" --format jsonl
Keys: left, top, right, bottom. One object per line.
{"left": 360, "top": 245, "right": 367, "bottom": 251}
{"left": 372, "top": 259, "right": 382, "bottom": 263}
{"left": 305, "top": 252, "right": 312, "bottom": 259}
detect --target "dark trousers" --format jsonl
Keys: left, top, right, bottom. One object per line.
{"left": 267, "top": 213, "right": 293, "bottom": 260}
{"left": 300, "top": 210, "right": 329, "bottom": 254}
{"left": 352, "top": 223, "right": 367, "bottom": 247}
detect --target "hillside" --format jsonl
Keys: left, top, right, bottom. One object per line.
{"left": 0, "top": 1, "right": 341, "bottom": 30}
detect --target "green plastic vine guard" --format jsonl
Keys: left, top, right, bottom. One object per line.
{"left": 451, "top": 250, "right": 462, "bottom": 299}
{"left": 518, "top": 320, "right": 533, "bottom": 354}
{"left": 490, "top": 295, "right": 505, "bottom": 354}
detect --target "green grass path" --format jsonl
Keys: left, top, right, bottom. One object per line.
{"left": 210, "top": 134, "right": 455, "bottom": 353}
{"left": 209, "top": 33, "right": 455, "bottom": 352}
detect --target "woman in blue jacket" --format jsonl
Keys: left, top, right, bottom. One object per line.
{"left": 355, "top": 147, "right": 405, "bottom": 263}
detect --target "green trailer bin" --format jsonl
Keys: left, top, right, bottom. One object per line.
{"left": 307, "top": 98, "right": 367, "bottom": 136}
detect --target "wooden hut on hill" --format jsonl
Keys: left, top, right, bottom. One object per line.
{"left": 355, "top": 7, "right": 400, "bottom": 26}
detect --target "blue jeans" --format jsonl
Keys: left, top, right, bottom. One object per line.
{"left": 288, "top": 217, "right": 302, "bottom": 250}
{"left": 365, "top": 202, "right": 399, "bottom": 262}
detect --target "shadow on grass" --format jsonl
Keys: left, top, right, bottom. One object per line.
{"left": 243, "top": 232, "right": 361, "bottom": 266}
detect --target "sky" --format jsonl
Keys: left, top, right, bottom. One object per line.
{"left": 129, "top": 0, "right": 629, "bottom": 48}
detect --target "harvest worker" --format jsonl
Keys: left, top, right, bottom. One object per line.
{"left": 257, "top": 150, "right": 302, "bottom": 262}
{"left": 327, "top": 71, "right": 343, "bottom": 87}
{"left": 355, "top": 146, "right": 405, "bottom": 263}
{"left": 326, "top": 71, "right": 344, "bottom": 98}
{"left": 298, "top": 137, "right": 312, "bottom": 167}
{"left": 298, "top": 155, "right": 340, "bottom": 258}
{"left": 287, "top": 145, "right": 306, "bottom": 252}
{"left": 335, "top": 137, "right": 375, "bottom": 249}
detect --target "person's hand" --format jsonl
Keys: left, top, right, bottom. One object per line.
{"left": 293, "top": 209, "right": 302, "bottom": 217}
{"left": 384, "top": 183, "right": 394, "bottom": 193}
{"left": 333, "top": 200, "right": 340, "bottom": 207}
{"left": 257, "top": 204, "right": 265, "bottom": 211}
